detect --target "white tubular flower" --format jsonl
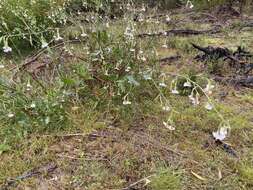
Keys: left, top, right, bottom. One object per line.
{"left": 81, "top": 32, "right": 88, "bottom": 37}
{"left": 123, "top": 94, "right": 131, "bottom": 105}
{"left": 45, "top": 116, "right": 50, "bottom": 125}
{"left": 189, "top": 91, "right": 199, "bottom": 105}
{"left": 186, "top": 0, "right": 194, "bottom": 9}
{"left": 30, "top": 103, "right": 36, "bottom": 108}
{"left": 159, "top": 82, "right": 167, "bottom": 88}
{"left": 163, "top": 121, "right": 175, "bottom": 131}
{"left": 165, "top": 15, "right": 171, "bottom": 22}
{"left": 8, "top": 113, "right": 14, "bottom": 118}
{"left": 141, "top": 56, "right": 146, "bottom": 61}
{"left": 3, "top": 46, "right": 12, "bottom": 53}
{"left": 212, "top": 127, "right": 230, "bottom": 141}
{"left": 162, "top": 105, "right": 170, "bottom": 112}
{"left": 123, "top": 100, "right": 131, "bottom": 105}
{"left": 3, "top": 39, "right": 12, "bottom": 53}
{"left": 141, "top": 4, "right": 146, "bottom": 12}
{"left": 183, "top": 81, "right": 192, "bottom": 87}
{"left": 41, "top": 41, "right": 48, "bottom": 49}
{"left": 204, "top": 82, "right": 215, "bottom": 95}
{"left": 26, "top": 81, "right": 32, "bottom": 91}
{"left": 171, "top": 88, "right": 179, "bottom": 94}
{"left": 54, "top": 28, "right": 63, "bottom": 42}
{"left": 125, "top": 66, "right": 131, "bottom": 72}
{"left": 80, "top": 26, "right": 88, "bottom": 37}
{"left": 205, "top": 102, "right": 213, "bottom": 110}
{"left": 162, "top": 44, "right": 168, "bottom": 48}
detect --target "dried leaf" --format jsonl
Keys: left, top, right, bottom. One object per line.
{"left": 144, "top": 178, "right": 151, "bottom": 186}
{"left": 191, "top": 171, "right": 207, "bottom": 181}
{"left": 218, "top": 168, "right": 222, "bottom": 180}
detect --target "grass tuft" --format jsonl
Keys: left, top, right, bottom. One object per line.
{"left": 150, "top": 168, "right": 182, "bottom": 190}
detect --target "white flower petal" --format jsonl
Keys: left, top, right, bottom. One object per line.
{"left": 81, "top": 33, "right": 88, "bottom": 37}
{"left": 163, "top": 121, "right": 175, "bottom": 131}
{"left": 165, "top": 15, "right": 171, "bottom": 22}
{"left": 8, "top": 113, "right": 14, "bottom": 118}
{"left": 205, "top": 102, "right": 213, "bottom": 110}
{"left": 159, "top": 82, "right": 167, "bottom": 88}
{"left": 212, "top": 127, "right": 230, "bottom": 141}
{"left": 41, "top": 42, "right": 48, "bottom": 49}
{"left": 162, "top": 106, "right": 170, "bottom": 112}
{"left": 183, "top": 81, "right": 192, "bottom": 87}
{"left": 171, "top": 89, "right": 179, "bottom": 94}
{"left": 123, "top": 100, "right": 131, "bottom": 105}
{"left": 55, "top": 36, "right": 63, "bottom": 41}
{"left": 30, "top": 103, "right": 36, "bottom": 108}
{"left": 162, "top": 44, "right": 168, "bottom": 48}
{"left": 3, "top": 46, "right": 12, "bottom": 53}
{"left": 204, "top": 83, "right": 215, "bottom": 95}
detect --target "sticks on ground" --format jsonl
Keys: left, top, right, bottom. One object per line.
{"left": 214, "top": 76, "right": 253, "bottom": 88}
{"left": 192, "top": 43, "right": 252, "bottom": 69}
{"left": 192, "top": 43, "right": 253, "bottom": 88}
{"left": 0, "top": 163, "right": 57, "bottom": 190}
{"left": 240, "top": 22, "right": 253, "bottom": 30}
{"left": 11, "top": 39, "right": 84, "bottom": 72}
{"left": 159, "top": 55, "right": 181, "bottom": 64}
{"left": 192, "top": 43, "right": 232, "bottom": 61}
{"left": 137, "top": 27, "right": 221, "bottom": 38}
{"left": 122, "top": 175, "right": 155, "bottom": 190}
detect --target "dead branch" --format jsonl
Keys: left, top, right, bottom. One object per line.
{"left": 39, "top": 132, "right": 104, "bottom": 139}
{"left": 56, "top": 154, "right": 108, "bottom": 161}
{"left": 200, "top": 13, "right": 219, "bottom": 21}
{"left": 137, "top": 27, "right": 221, "bottom": 38}
{"left": 11, "top": 39, "right": 84, "bottom": 72}
{"left": 132, "top": 132, "right": 184, "bottom": 157}
{"left": 244, "top": 64, "right": 253, "bottom": 75}
{"left": 214, "top": 76, "right": 253, "bottom": 88}
{"left": 0, "top": 163, "right": 57, "bottom": 190}
{"left": 192, "top": 43, "right": 249, "bottom": 65}
{"left": 192, "top": 43, "right": 231, "bottom": 58}
{"left": 121, "top": 175, "right": 155, "bottom": 190}
{"left": 240, "top": 21, "right": 253, "bottom": 30}
{"left": 159, "top": 55, "right": 181, "bottom": 64}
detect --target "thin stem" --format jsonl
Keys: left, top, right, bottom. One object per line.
{"left": 168, "top": 73, "right": 229, "bottom": 126}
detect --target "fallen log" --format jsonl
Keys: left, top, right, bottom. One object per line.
{"left": 137, "top": 27, "right": 221, "bottom": 38}
{"left": 214, "top": 76, "right": 253, "bottom": 88}
{"left": 159, "top": 55, "right": 181, "bottom": 64}
{"left": 240, "top": 22, "right": 253, "bottom": 30}
{"left": 192, "top": 43, "right": 231, "bottom": 60}
{"left": 192, "top": 43, "right": 251, "bottom": 66}
{"left": 0, "top": 163, "right": 57, "bottom": 190}
{"left": 244, "top": 64, "right": 253, "bottom": 75}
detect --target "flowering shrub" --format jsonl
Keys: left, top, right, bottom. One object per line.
{"left": 0, "top": 0, "right": 217, "bottom": 53}
{"left": 0, "top": 0, "right": 231, "bottom": 147}
{"left": 60, "top": 28, "right": 160, "bottom": 108}
{"left": 0, "top": 0, "right": 70, "bottom": 52}
{"left": 0, "top": 83, "right": 69, "bottom": 134}
{"left": 0, "top": 0, "right": 130, "bottom": 53}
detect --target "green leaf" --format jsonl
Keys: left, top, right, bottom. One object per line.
{"left": 126, "top": 75, "right": 140, "bottom": 86}
{"left": 61, "top": 77, "right": 76, "bottom": 86}
{"left": 0, "top": 144, "right": 11, "bottom": 155}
